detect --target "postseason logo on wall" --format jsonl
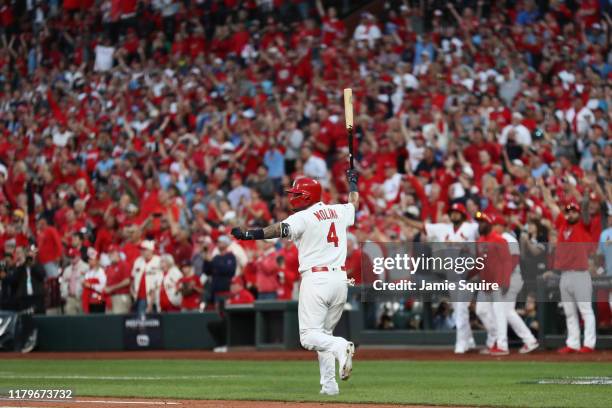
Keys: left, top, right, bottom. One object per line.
{"left": 123, "top": 315, "right": 163, "bottom": 350}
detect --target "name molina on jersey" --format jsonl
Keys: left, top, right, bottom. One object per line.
{"left": 313, "top": 208, "right": 338, "bottom": 221}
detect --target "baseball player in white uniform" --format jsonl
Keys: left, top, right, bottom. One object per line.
{"left": 399, "top": 203, "right": 478, "bottom": 354}
{"left": 475, "top": 214, "right": 539, "bottom": 355}
{"left": 232, "top": 171, "right": 359, "bottom": 395}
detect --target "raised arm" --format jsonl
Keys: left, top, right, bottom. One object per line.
{"left": 447, "top": 3, "right": 463, "bottom": 26}
{"left": 231, "top": 222, "right": 287, "bottom": 241}
{"left": 346, "top": 169, "right": 359, "bottom": 211}
{"left": 539, "top": 181, "right": 560, "bottom": 220}
{"left": 315, "top": 0, "right": 325, "bottom": 18}
{"left": 394, "top": 213, "right": 425, "bottom": 231}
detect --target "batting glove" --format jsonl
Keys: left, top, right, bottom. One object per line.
{"left": 346, "top": 169, "right": 359, "bottom": 192}
{"left": 231, "top": 227, "right": 246, "bottom": 240}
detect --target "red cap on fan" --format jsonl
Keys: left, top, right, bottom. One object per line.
{"left": 231, "top": 276, "right": 245, "bottom": 287}
{"left": 449, "top": 203, "right": 468, "bottom": 218}
{"left": 589, "top": 192, "right": 600, "bottom": 202}
{"left": 492, "top": 214, "right": 507, "bottom": 226}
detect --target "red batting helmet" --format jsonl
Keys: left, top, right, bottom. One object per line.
{"left": 449, "top": 203, "right": 468, "bottom": 218}
{"left": 474, "top": 211, "right": 493, "bottom": 224}
{"left": 286, "top": 177, "right": 322, "bottom": 210}
{"left": 564, "top": 200, "right": 581, "bottom": 213}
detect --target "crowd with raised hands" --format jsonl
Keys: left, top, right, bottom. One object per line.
{"left": 0, "top": 0, "right": 608, "bottom": 323}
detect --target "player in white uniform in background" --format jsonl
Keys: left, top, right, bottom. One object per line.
{"left": 475, "top": 215, "right": 539, "bottom": 355}
{"left": 399, "top": 203, "right": 478, "bottom": 354}
{"left": 232, "top": 171, "right": 359, "bottom": 395}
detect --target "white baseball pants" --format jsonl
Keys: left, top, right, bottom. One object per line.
{"left": 451, "top": 300, "right": 475, "bottom": 353}
{"left": 475, "top": 292, "right": 509, "bottom": 349}
{"left": 560, "top": 272, "right": 596, "bottom": 349}
{"left": 298, "top": 270, "right": 349, "bottom": 388}
{"left": 476, "top": 271, "right": 537, "bottom": 350}
{"left": 450, "top": 283, "right": 475, "bottom": 352}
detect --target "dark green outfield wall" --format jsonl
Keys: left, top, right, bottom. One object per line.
{"left": 32, "top": 312, "right": 221, "bottom": 351}
{"left": 29, "top": 304, "right": 612, "bottom": 351}
{"left": 160, "top": 312, "right": 222, "bottom": 350}
{"left": 33, "top": 314, "right": 125, "bottom": 351}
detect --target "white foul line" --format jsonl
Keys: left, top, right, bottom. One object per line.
{"left": 0, "top": 398, "right": 180, "bottom": 405}
{"left": 0, "top": 374, "right": 240, "bottom": 381}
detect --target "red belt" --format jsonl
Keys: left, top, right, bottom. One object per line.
{"left": 311, "top": 266, "right": 346, "bottom": 272}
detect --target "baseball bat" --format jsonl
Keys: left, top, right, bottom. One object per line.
{"left": 343, "top": 88, "right": 354, "bottom": 170}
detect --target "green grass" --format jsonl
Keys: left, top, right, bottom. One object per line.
{"left": 0, "top": 359, "right": 610, "bottom": 407}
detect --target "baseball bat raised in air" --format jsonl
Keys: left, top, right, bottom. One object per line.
{"left": 343, "top": 88, "right": 354, "bottom": 170}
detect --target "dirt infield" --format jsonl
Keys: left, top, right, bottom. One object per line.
{"left": 0, "top": 397, "right": 471, "bottom": 408}
{"left": 1, "top": 348, "right": 610, "bottom": 363}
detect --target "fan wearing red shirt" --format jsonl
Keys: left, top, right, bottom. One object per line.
{"left": 3, "top": 210, "right": 29, "bottom": 248}
{"left": 36, "top": 218, "right": 63, "bottom": 278}
{"left": 0, "top": 3, "right": 13, "bottom": 28}
{"left": 229, "top": 22, "right": 250, "bottom": 55}
{"left": 170, "top": 230, "right": 194, "bottom": 268}
{"left": 253, "top": 240, "right": 282, "bottom": 299}
{"left": 94, "top": 215, "right": 117, "bottom": 254}
{"left": 277, "top": 241, "right": 299, "bottom": 300}
{"left": 553, "top": 201, "right": 596, "bottom": 354}
{"left": 177, "top": 263, "right": 203, "bottom": 311}
{"left": 317, "top": 4, "right": 345, "bottom": 46}
{"left": 104, "top": 245, "right": 132, "bottom": 314}
{"left": 578, "top": 0, "right": 600, "bottom": 28}
{"left": 227, "top": 275, "right": 255, "bottom": 305}
{"left": 244, "top": 190, "right": 272, "bottom": 225}
{"left": 463, "top": 128, "right": 500, "bottom": 168}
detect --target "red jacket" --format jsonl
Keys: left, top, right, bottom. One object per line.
{"left": 477, "top": 232, "right": 512, "bottom": 289}
{"left": 37, "top": 226, "right": 63, "bottom": 264}
{"left": 106, "top": 261, "right": 131, "bottom": 295}
{"left": 178, "top": 275, "right": 203, "bottom": 310}
{"left": 227, "top": 288, "right": 255, "bottom": 305}
{"left": 553, "top": 214, "right": 594, "bottom": 271}
{"left": 255, "top": 251, "right": 280, "bottom": 294}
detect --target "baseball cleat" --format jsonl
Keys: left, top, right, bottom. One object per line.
{"left": 320, "top": 383, "right": 339, "bottom": 396}
{"left": 578, "top": 346, "right": 594, "bottom": 353}
{"left": 479, "top": 347, "right": 492, "bottom": 355}
{"left": 339, "top": 342, "right": 355, "bottom": 381}
{"left": 489, "top": 346, "right": 510, "bottom": 356}
{"left": 519, "top": 342, "right": 539, "bottom": 354}
{"left": 557, "top": 346, "right": 579, "bottom": 354}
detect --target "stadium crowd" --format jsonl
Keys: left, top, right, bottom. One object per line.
{"left": 0, "top": 0, "right": 609, "bottom": 330}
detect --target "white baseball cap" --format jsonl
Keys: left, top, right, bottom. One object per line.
{"left": 140, "top": 240, "right": 155, "bottom": 251}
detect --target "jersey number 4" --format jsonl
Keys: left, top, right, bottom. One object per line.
{"left": 327, "top": 222, "right": 339, "bottom": 247}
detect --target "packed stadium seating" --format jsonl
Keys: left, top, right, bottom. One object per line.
{"left": 0, "top": 0, "right": 609, "bottom": 334}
